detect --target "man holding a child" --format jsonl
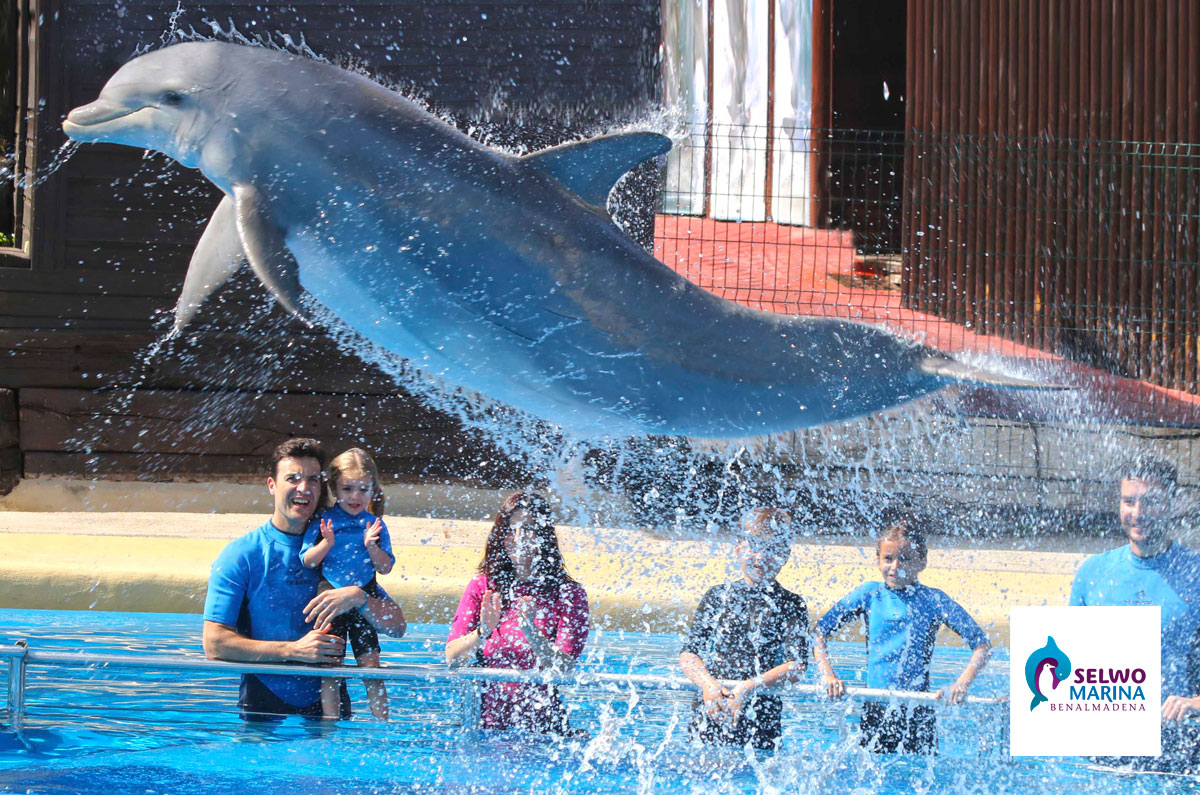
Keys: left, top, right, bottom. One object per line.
{"left": 201, "top": 438, "right": 406, "bottom": 720}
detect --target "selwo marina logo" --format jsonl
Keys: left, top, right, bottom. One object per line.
{"left": 1024, "top": 635, "right": 1148, "bottom": 713}
{"left": 1010, "top": 606, "right": 1159, "bottom": 757}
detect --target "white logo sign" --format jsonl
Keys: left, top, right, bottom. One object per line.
{"left": 1009, "top": 606, "right": 1161, "bottom": 757}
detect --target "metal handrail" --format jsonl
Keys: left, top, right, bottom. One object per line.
{"left": 8, "top": 646, "right": 1005, "bottom": 705}
{"left": 1, "top": 642, "right": 1007, "bottom": 741}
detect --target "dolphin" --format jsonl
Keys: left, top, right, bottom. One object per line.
{"left": 63, "top": 42, "right": 1058, "bottom": 438}
{"left": 1025, "top": 635, "right": 1071, "bottom": 711}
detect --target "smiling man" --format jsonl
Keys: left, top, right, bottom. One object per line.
{"left": 1069, "top": 458, "right": 1200, "bottom": 768}
{"left": 202, "top": 438, "right": 406, "bottom": 720}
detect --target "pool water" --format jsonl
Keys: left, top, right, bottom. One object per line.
{"left": 0, "top": 610, "right": 1187, "bottom": 794}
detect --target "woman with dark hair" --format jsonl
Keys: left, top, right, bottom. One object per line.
{"left": 444, "top": 491, "right": 589, "bottom": 733}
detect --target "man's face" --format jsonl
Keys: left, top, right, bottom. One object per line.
{"left": 267, "top": 456, "right": 323, "bottom": 530}
{"left": 1120, "top": 477, "right": 1171, "bottom": 550}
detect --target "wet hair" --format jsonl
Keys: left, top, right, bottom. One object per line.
{"left": 478, "top": 490, "right": 575, "bottom": 607}
{"left": 270, "top": 437, "right": 327, "bottom": 479}
{"left": 877, "top": 514, "right": 928, "bottom": 560}
{"left": 741, "top": 507, "right": 795, "bottom": 546}
{"left": 1121, "top": 457, "right": 1179, "bottom": 496}
{"left": 326, "top": 447, "right": 386, "bottom": 517}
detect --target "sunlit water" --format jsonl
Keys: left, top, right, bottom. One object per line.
{"left": 0, "top": 610, "right": 1187, "bottom": 794}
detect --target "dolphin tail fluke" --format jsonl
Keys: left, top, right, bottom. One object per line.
{"left": 232, "top": 184, "right": 312, "bottom": 327}
{"left": 175, "top": 194, "right": 247, "bottom": 331}
{"left": 1030, "top": 694, "right": 1046, "bottom": 711}
{"left": 521, "top": 131, "right": 671, "bottom": 208}
{"left": 918, "top": 356, "right": 1070, "bottom": 391}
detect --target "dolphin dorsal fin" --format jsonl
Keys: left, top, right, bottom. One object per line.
{"left": 521, "top": 131, "right": 671, "bottom": 207}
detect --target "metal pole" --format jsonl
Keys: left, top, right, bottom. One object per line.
{"left": 7, "top": 640, "right": 27, "bottom": 738}
{"left": 460, "top": 680, "right": 481, "bottom": 731}
{"left": 18, "top": 648, "right": 1007, "bottom": 707}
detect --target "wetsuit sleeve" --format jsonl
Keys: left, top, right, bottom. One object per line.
{"left": 554, "top": 582, "right": 590, "bottom": 659}
{"left": 377, "top": 517, "right": 396, "bottom": 565}
{"left": 1067, "top": 557, "right": 1095, "bottom": 606}
{"left": 447, "top": 574, "right": 487, "bottom": 642}
{"left": 681, "top": 587, "right": 722, "bottom": 658}
{"left": 203, "top": 540, "right": 250, "bottom": 628}
{"left": 299, "top": 517, "right": 320, "bottom": 561}
{"left": 784, "top": 593, "right": 810, "bottom": 663}
{"left": 936, "top": 592, "right": 989, "bottom": 649}
{"left": 816, "top": 584, "right": 870, "bottom": 637}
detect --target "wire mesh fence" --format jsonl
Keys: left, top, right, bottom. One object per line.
{"left": 639, "top": 122, "right": 1200, "bottom": 519}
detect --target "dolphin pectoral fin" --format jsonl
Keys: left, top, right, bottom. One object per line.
{"left": 175, "top": 195, "right": 247, "bottom": 331}
{"left": 520, "top": 131, "right": 672, "bottom": 208}
{"left": 232, "top": 184, "right": 310, "bottom": 326}
{"left": 918, "top": 356, "right": 1070, "bottom": 390}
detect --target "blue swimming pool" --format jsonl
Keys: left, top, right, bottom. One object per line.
{"left": 0, "top": 609, "right": 1187, "bottom": 794}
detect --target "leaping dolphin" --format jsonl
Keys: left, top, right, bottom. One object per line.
{"left": 1025, "top": 635, "right": 1071, "bottom": 711}
{"left": 64, "top": 42, "right": 1056, "bottom": 438}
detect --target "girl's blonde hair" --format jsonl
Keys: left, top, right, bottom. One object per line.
{"left": 325, "top": 447, "right": 386, "bottom": 517}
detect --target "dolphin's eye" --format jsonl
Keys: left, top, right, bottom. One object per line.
{"left": 161, "top": 91, "right": 185, "bottom": 107}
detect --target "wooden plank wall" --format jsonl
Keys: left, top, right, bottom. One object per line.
{"left": 0, "top": 0, "right": 661, "bottom": 491}
{"left": 903, "top": 0, "right": 1200, "bottom": 392}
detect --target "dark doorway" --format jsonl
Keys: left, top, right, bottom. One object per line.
{"left": 824, "top": 0, "right": 907, "bottom": 256}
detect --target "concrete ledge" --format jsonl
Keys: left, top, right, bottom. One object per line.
{"left": 0, "top": 512, "right": 1087, "bottom": 643}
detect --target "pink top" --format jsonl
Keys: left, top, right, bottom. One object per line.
{"left": 448, "top": 573, "right": 590, "bottom": 731}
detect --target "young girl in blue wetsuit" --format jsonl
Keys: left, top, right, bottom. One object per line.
{"left": 813, "top": 516, "right": 991, "bottom": 753}
{"left": 300, "top": 448, "right": 395, "bottom": 719}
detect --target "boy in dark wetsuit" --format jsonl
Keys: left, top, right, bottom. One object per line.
{"left": 813, "top": 516, "right": 990, "bottom": 754}
{"left": 680, "top": 508, "right": 809, "bottom": 750}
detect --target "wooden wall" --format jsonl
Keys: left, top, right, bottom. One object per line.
{"left": 902, "top": 0, "right": 1200, "bottom": 392}
{"left": 0, "top": 0, "right": 661, "bottom": 491}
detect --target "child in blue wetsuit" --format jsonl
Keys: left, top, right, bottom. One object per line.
{"left": 813, "top": 516, "right": 990, "bottom": 753}
{"left": 301, "top": 448, "right": 395, "bottom": 719}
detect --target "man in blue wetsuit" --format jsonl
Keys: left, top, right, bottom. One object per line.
{"left": 202, "top": 438, "right": 407, "bottom": 720}
{"left": 1070, "top": 458, "right": 1200, "bottom": 769}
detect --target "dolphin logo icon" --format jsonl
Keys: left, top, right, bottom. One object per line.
{"left": 1025, "top": 636, "right": 1071, "bottom": 711}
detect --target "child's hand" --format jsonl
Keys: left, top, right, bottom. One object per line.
{"left": 320, "top": 518, "right": 335, "bottom": 546}
{"left": 937, "top": 678, "right": 971, "bottom": 704}
{"left": 822, "top": 673, "right": 846, "bottom": 700}
{"left": 363, "top": 518, "right": 383, "bottom": 548}
{"left": 514, "top": 595, "right": 537, "bottom": 626}
{"left": 479, "top": 590, "right": 503, "bottom": 637}
{"left": 700, "top": 680, "right": 733, "bottom": 723}
{"left": 726, "top": 679, "right": 757, "bottom": 725}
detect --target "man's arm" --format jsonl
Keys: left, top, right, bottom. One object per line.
{"left": 202, "top": 619, "right": 345, "bottom": 663}
{"left": 303, "top": 586, "right": 407, "bottom": 637}
{"left": 362, "top": 588, "right": 407, "bottom": 636}
{"left": 1163, "top": 619, "right": 1200, "bottom": 722}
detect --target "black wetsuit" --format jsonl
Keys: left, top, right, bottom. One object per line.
{"left": 682, "top": 580, "right": 809, "bottom": 749}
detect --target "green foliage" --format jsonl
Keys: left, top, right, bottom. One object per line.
{"left": 0, "top": 231, "right": 14, "bottom": 247}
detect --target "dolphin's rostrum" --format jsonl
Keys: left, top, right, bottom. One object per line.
{"left": 64, "top": 42, "right": 1059, "bottom": 438}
